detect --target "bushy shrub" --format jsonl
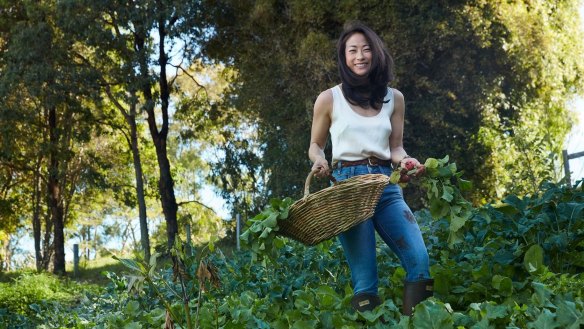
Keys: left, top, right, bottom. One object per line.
{"left": 0, "top": 272, "right": 75, "bottom": 314}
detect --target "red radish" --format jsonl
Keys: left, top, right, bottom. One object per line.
{"left": 404, "top": 160, "right": 416, "bottom": 171}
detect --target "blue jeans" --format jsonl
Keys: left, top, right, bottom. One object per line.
{"left": 332, "top": 163, "right": 431, "bottom": 296}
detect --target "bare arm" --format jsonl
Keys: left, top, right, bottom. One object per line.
{"left": 309, "top": 89, "right": 333, "bottom": 176}
{"left": 389, "top": 89, "right": 421, "bottom": 167}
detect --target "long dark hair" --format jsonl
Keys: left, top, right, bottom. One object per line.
{"left": 337, "top": 22, "right": 394, "bottom": 110}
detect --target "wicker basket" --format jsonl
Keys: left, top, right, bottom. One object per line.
{"left": 278, "top": 170, "right": 391, "bottom": 245}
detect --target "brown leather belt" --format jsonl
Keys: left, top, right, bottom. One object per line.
{"left": 338, "top": 157, "right": 392, "bottom": 168}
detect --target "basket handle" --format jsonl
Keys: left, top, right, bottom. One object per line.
{"left": 304, "top": 169, "right": 337, "bottom": 198}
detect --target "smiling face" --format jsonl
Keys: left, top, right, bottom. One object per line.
{"left": 344, "top": 32, "right": 372, "bottom": 76}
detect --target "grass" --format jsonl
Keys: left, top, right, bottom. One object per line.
{"left": 66, "top": 255, "right": 130, "bottom": 285}
{"left": 0, "top": 272, "right": 94, "bottom": 315}
{"left": 0, "top": 255, "right": 130, "bottom": 284}
{"left": 0, "top": 270, "right": 24, "bottom": 283}
{"left": 0, "top": 255, "right": 133, "bottom": 316}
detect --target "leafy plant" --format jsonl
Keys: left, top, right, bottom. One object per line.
{"left": 390, "top": 155, "right": 474, "bottom": 246}
{"left": 2, "top": 180, "right": 583, "bottom": 328}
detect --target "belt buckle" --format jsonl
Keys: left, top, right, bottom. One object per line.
{"left": 367, "top": 157, "right": 375, "bottom": 166}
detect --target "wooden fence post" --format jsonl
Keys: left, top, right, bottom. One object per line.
{"left": 563, "top": 149, "right": 584, "bottom": 187}
{"left": 73, "top": 244, "right": 79, "bottom": 277}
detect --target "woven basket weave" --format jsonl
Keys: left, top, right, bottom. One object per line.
{"left": 278, "top": 170, "right": 391, "bottom": 245}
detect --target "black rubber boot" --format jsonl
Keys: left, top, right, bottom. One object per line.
{"left": 402, "top": 279, "right": 434, "bottom": 316}
{"left": 350, "top": 293, "right": 381, "bottom": 312}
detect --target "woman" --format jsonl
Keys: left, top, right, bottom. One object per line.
{"left": 308, "top": 21, "right": 434, "bottom": 316}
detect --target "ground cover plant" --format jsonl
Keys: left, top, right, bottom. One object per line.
{"left": 0, "top": 165, "right": 582, "bottom": 328}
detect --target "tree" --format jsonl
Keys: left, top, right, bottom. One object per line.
{"left": 172, "top": 60, "right": 259, "bottom": 217}
{"left": 58, "top": 0, "right": 211, "bottom": 249}
{"left": 0, "top": 1, "right": 102, "bottom": 274}
{"left": 201, "top": 0, "right": 584, "bottom": 207}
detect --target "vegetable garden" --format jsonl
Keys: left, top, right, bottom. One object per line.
{"left": 1, "top": 158, "right": 583, "bottom": 328}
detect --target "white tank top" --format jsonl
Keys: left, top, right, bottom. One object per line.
{"left": 330, "top": 85, "right": 394, "bottom": 164}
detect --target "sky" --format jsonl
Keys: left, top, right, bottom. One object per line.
{"left": 564, "top": 4, "right": 584, "bottom": 185}
{"left": 566, "top": 97, "right": 584, "bottom": 185}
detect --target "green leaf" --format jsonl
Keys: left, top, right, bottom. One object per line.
{"left": 113, "top": 256, "right": 144, "bottom": 273}
{"left": 271, "top": 320, "right": 290, "bottom": 329}
{"left": 492, "top": 203, "right": 519, "bottom": 215}
{"left": 273, "top": 237, "right": 285, "bottom": 248}
{"left": 240, "top": 230, "right": 250, "bottom": 242}
{"left": 123, "top": 322, "right": 142, "bottom": 329}
{"left": 530, "top": 308, "right": 559, "bottom": 329}
{"left": 424, "top": 158, "right": 439, "bottom": 169}
{"left": 390, "top": 170, "right": 401, "bottom": 184}
{"left": 429, "top": 180, "right": 439, "bottom": 198}
{"left": 441, "top": 185, "right": 454, "bottom": 202}
{"left": 438, "top": 155, "right": 450, "bottom": 164}
{"left": 524, "top": 244, "right": 544, "bottom": 274}
{"left": 502, "top": 195, "right": 525, "bottom": 212}
{"left": 125, "top": 300, "right": 141, "bottom": 316}
{"left": 126, "top": 275, "right": 145, "bottom": 293}
{"left": 491, "top": 275, "right": 513, "bottom": 296}
{"left": 149, "top": 252, "right": 160, "bottom": 269}
{"left": 278, "top": 207, "right": 289, "bottom": 219}
{"left": 259, "top": 227, "right": 272, "bottom": 239}
{"left": 485, "top": 304, "right": 508, "bottom": 320}
{"left": 449, "top": 214, "right": 467, "bottom": 232}
{"left": 411, "top": 300, "right": 454, "bottom": 329}
{"left": 315, "top": 285, "right": 340, "bottom": 309}
{"left": 555, "top": 299, "right": 581, "bottom": 328}
{"left": 470, "top": 318, "right": 490, "bottom": 329}
{"left": 148, "top": 253, "right": 160, "bottom": 277}
{"left": 438, "top": 166, "right": 454, "bottom": 178}
{"left": 270, "top": 198, "right": 282, "bottom": 209}
{"left": 291, "top": 320, "right": 318, "bottom": 329}
{"left": 430, "top": 199, "right": 450, "bottom": 218}
{"left": 29, "top": 304, "right": 41, "bottom": 314}
{"left": 531, "top": 282, "right": 554, "bottom": 307}
{"left": 458, "top": 178, "right": 473, "bottom": 191}
{"left": 263, "top": 212, "right": 278, "bottom": 228}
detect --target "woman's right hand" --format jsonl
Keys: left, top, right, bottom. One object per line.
{"left": 311, "top": 157, "right": 330, "bottom": 178}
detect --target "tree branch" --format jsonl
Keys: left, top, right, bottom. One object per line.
{"left": 176, "top": 199, "right": 218, "bottom": 215}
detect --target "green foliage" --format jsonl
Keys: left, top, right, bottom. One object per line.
{"left": 0, "top": 272, "right": 96, "bottom": 315}
{"left": 201, "top": 0, "right": 584, "bottom": 208}
{"left": 4, "top": 180, "right": 583, "bottom": 328}
{"left": 239, "top": 197, "right": 293, "bottom": 263}
{"left": 419, "top": 156, "right": 474, "bottom": 246}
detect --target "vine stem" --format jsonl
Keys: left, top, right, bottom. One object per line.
{"left": 179, "top": 273, "right": 193, "bottom": 329}
{"left": 196, "top": 282, "right": 204, "bottom": 328}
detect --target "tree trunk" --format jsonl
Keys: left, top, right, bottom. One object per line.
{"left": 2, "top": 235, "right": 12, "bottom": 271}
{"left": 134, "top": 15, "right": 179, "bottom": 250}
{"left": 6, "top": 237, "right": 12, "bottom": 271}
{"left": 32, "top": 159, "right": 43, "bottom": 271}
{"left": 42, "top": 210, "right": 52, "bottom": 271}
{"left": 154, "top": 141, "right": 178, "bottom": 249}
{"left": 93, "top": 224, "right": 98, "bottom": 259}
{"left": 0, "top": 239, "right": 5, "bottom": 271}
{"left": 48, "top": 106, "right": 66, "bottom": 275}
{"left": 127, "top": 103, "right": 150, "bottom": 262}
{"left": 86, "top": 226, "right": 90, "bottom": 259}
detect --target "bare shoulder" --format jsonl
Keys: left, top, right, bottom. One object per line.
{"left": 391, "top": 88, "right": 405, "bottom": 113}
{"left": 391, "top": 88, "right": 404, "bottom": 104}
{"left": 314, "top": 88, "right": 334, "bottom": 115}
